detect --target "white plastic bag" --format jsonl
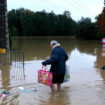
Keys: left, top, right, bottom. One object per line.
{"left": 64, "top": 65, "right": 70, "bottom": 82}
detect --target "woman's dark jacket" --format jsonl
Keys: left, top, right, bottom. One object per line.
{"left": 42, "top": 46, "right": 68, "bottom": 75}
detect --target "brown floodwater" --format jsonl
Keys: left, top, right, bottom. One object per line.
{"left": 0, "top": 37, "right": 105, "bottom": 105}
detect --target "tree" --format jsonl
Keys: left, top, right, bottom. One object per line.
{"left": 8, "top": 9, "right": 77, "bottom": 37}
{"left": 96, "top": 7, "right": 105, "bottom": 35}
{"left": 77, "top": 17, "right": 98, "bottom": 39}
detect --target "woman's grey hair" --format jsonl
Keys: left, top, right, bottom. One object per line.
{"left": 50, "top": 40, "right": 59, "bottom": 45}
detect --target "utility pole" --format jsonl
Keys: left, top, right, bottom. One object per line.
{"left": 104, "top": 0, "right": 105, "bottom": 7}
{"left": 0, "top": 0, "right": 9, "bottom": 50}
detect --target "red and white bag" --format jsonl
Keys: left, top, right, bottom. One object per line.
{"left": 38, "top": 66, "right": 53, "bottom": 86}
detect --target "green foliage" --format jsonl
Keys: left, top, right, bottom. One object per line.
{"left": 76, "top": 17, "right": 104, "bottom": 40}
{"left": 8, "top": 8, "right": 104, "bottom": 40}
{"left": 95, "top": 7, "right": 105, "bottom": 36}
{"left": 8, "top": 8, "right": 77, "bottom": 37}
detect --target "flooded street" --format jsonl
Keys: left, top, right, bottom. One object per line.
{"left": 0, "top": 37, "right": 105, "bottom": 105}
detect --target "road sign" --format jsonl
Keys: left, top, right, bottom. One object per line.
{"left": 0, "top": 48, "right": 6, "bottom": 53}
{"left": 102, "top": 38, "right": 105, "bottom": 44}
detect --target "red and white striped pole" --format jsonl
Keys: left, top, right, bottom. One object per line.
{"left": 102, "top": 38, "right": 105, "bottom": 56}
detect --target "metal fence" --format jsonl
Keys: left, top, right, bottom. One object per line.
{"left": 0, "top": 50, "right": 25, "bottom": 83}
{"left": 0, "top": 50, "right": 24, "bottom": 68}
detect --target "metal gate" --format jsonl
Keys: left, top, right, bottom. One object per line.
{"left": 0, "top": 50, "right": 24, "bottom": 68}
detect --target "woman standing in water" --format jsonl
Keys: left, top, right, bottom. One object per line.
{"left": 42, "top": 40, "right": 68, "bottom": 92}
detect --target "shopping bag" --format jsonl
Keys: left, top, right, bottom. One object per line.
{"left": 64, "top": 65, "right": 70, "bottom": 82}
{"left": 38, "top": 66, "right": 53, "bottom": 86}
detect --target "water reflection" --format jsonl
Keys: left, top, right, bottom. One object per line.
{"left": 12, "top": 37, "right": 101, "bottom": 60}
{"left": 12, "top": 37, "right": 75, "bottom": 60}
{"left": 40, "top": 90, "right": 71, "bottom": 105}
{"left": 0, "top": 37, "right": 105, "bottom": 105}
{"left": 12, "top": 37, "right": 105, "bottom": 84}
{"left": 0, "top": 65, "right": 10, "bottom": 89}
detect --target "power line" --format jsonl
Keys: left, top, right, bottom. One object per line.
{"left": 45, "top": 0, "right": 87, "bottom": 18}
{"left": 24, "top": 0, "right": 101, "bottom": 21}
{"left": 64, "top": 0, "right": 102, "bottom": 21}
{"left": 27, "top": 0, "right": 93, "bottom": 17}
{"left": 29, "top": 0, "right": 69, "bottom": 13}
{"left": 64, "top": 0, "right": 89, "bottom": 16}
{"left": 73, "top": 0, "right": 92, "bottom": 15}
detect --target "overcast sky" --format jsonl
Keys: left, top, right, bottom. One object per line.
{"left": 7, "top": 0, "right": 104, "bottom": 22}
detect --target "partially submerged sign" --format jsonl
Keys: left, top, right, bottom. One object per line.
{"left": 0, "top": 48, "right": 6, "bottom": 53}
{"left": 102, "top": 38, "right": 105, "bottom": 56}
{"left": 102, "top": 38, "right": 105, "bottom": 44}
